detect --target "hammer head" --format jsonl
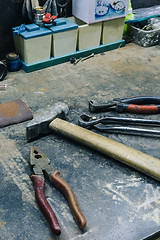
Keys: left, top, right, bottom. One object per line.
{"left": 26, "top": 102, "right": 69, "bottom": 141}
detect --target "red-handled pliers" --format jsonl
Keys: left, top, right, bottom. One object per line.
{"left": 30, "top": 146, "right": 87, "bottom": 235}
{"left": 89, "top": 96, "right": 160, "bottom": 114}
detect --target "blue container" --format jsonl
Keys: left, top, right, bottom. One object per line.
{"left": 6, "top": 53, "right": 21, "bottom": 72}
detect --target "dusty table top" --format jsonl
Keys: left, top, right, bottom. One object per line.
{"left": 0, "top": 43, "right": 160, "bottom": 240}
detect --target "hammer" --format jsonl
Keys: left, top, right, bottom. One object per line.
{"left": 27, "top": 102, "right": 160, "bottom": 182}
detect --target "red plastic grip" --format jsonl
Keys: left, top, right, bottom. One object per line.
{"left": 127, "top": 104, "right": 159, "bottom": 114}
{"left": 30, "top": 175, "right": 61, "bottom": 235}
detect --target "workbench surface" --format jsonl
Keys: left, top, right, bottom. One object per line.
{"left": 0, "top": 43, "right": 160, "bottom": 240}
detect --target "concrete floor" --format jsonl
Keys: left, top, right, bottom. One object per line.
{"left": 0, "top": 43, "right": 160, "bottom": 240}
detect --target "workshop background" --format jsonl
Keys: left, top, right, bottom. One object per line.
{"left": 0, "top": 0, "right": 160, "bottom": 58}
{"left": 1, "top": 1, "right": 160, "bottom": 240}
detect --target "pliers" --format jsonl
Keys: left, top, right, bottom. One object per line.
{"left": 89, "top": 96, "right": 160, "bottom": 114}
{"left": 78, "top": 113, "right": 160, "bottom": 137}
{"left": 30, "top": 146, "right": 87, "bottom": 235}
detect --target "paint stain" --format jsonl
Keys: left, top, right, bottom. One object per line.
{"left": 0, "top": 221, "right": 6, "bottom": 227}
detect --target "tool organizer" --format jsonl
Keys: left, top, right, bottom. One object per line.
{"left": 21, "top": 40, "right": 125, "bottom": 73}
{"left": 13, "top": 14, "right": 126, "bottom": 73}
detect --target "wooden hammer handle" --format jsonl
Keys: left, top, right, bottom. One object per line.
{"left": 49, "top": 118, "right": 160, "bottom": 182}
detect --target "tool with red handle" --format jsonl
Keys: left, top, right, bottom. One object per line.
{"left": 30, "top": 146, "right": 86, "bottom": 235}
{"left": 30, "top": 174, "right": 61, "bottom": 235}
{"left": 89, "top": 96, "right": 160, "bottom": 114}
{"left": 116, "top": 103, "right": 160, "bottom": 114}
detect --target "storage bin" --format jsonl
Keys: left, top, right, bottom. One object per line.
{"left": 67, "top": 16, "right": 102, "bottom": 50}
{"left": 48, "top": 18, "right": 78, "bottom": 57}
{"left": 13, "top": 24, "right": 52, "bottom": 65}
{"left": 72, "top": 0, "right": 129, "bottom": 24}
{"left": 131, "top": 19, "right": 160, "bottom": 47}
{"left": 101, "top": 17, "right": 125, "bottom": 44}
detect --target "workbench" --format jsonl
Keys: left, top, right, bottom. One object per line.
{"left": 0, "top": 43, "right": 160, "bottom": 240}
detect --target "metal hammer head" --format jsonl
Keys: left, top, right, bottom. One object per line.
{"left": 26, "top": 102, "right": 69, "bottom": 142}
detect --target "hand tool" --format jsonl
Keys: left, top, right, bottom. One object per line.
{"left": 91, "top": 123, "right": 160, "bottom": 137}
{"left": 78, "top": 113, "right": 160, "bottom": 137}
{"left": 26, "top": 102, "right": 160, "bottom": 182}
{"left": 30, "top": 146, "right": 87, "bottom": 235}
{"left": 70, "top": 57, "right": 82, "bottom": 65}
{"left": 27, "top": 102, "right": 69, "bottom": 141}
{"left": 89, "top": 96, "right": 160, "bottom": 114}
{"left": 80, "top": 53, "right": 94, "bottom": 62}
{"left": 70, "top": 53, "right": 94, "bottom": 65}
{"left": 78, "top": 113, "right": 160, "bottom": 128}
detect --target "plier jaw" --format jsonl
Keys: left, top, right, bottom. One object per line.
{"left": 30, "top": 146, "right": 53, "bottom": 177}
{"left": 89, "top": 100, "right": 117, "bottom": 113}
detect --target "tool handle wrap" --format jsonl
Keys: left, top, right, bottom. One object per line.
{"left": 117, "top": 103, "right": 160, "bottom": 114}
{"left": 49, "top": 171, "right": 87, "bottom": 229}
{"left": 30, "top": 175, "right": 61, "bottom": 235}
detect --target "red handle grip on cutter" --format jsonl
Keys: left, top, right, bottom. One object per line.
{"left": 116, "top": 103, "right": 160, "bottom": 114}
{"left": 30, "top": 175, "right": 61, "bottom": 236}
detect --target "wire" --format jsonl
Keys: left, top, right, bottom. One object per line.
{"left": 56, "top": 0, "right": 71, "bottom": 8}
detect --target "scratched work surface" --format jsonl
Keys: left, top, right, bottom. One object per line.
{"left": 0, "top": 43, "right": 160, "bottom": 240}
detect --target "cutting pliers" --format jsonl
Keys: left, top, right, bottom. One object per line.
{"left": 30, "top": 146, "right": 87, "bottom": 235}
{"left": 89, "top": 96, "right": 160, "bottom": 114}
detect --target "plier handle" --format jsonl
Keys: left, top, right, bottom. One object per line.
{"left": 30, "top": 146, "right": 86, "bottom": 235}
{"left": 89, "top": 96, "right": 160, "bottom": 114}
